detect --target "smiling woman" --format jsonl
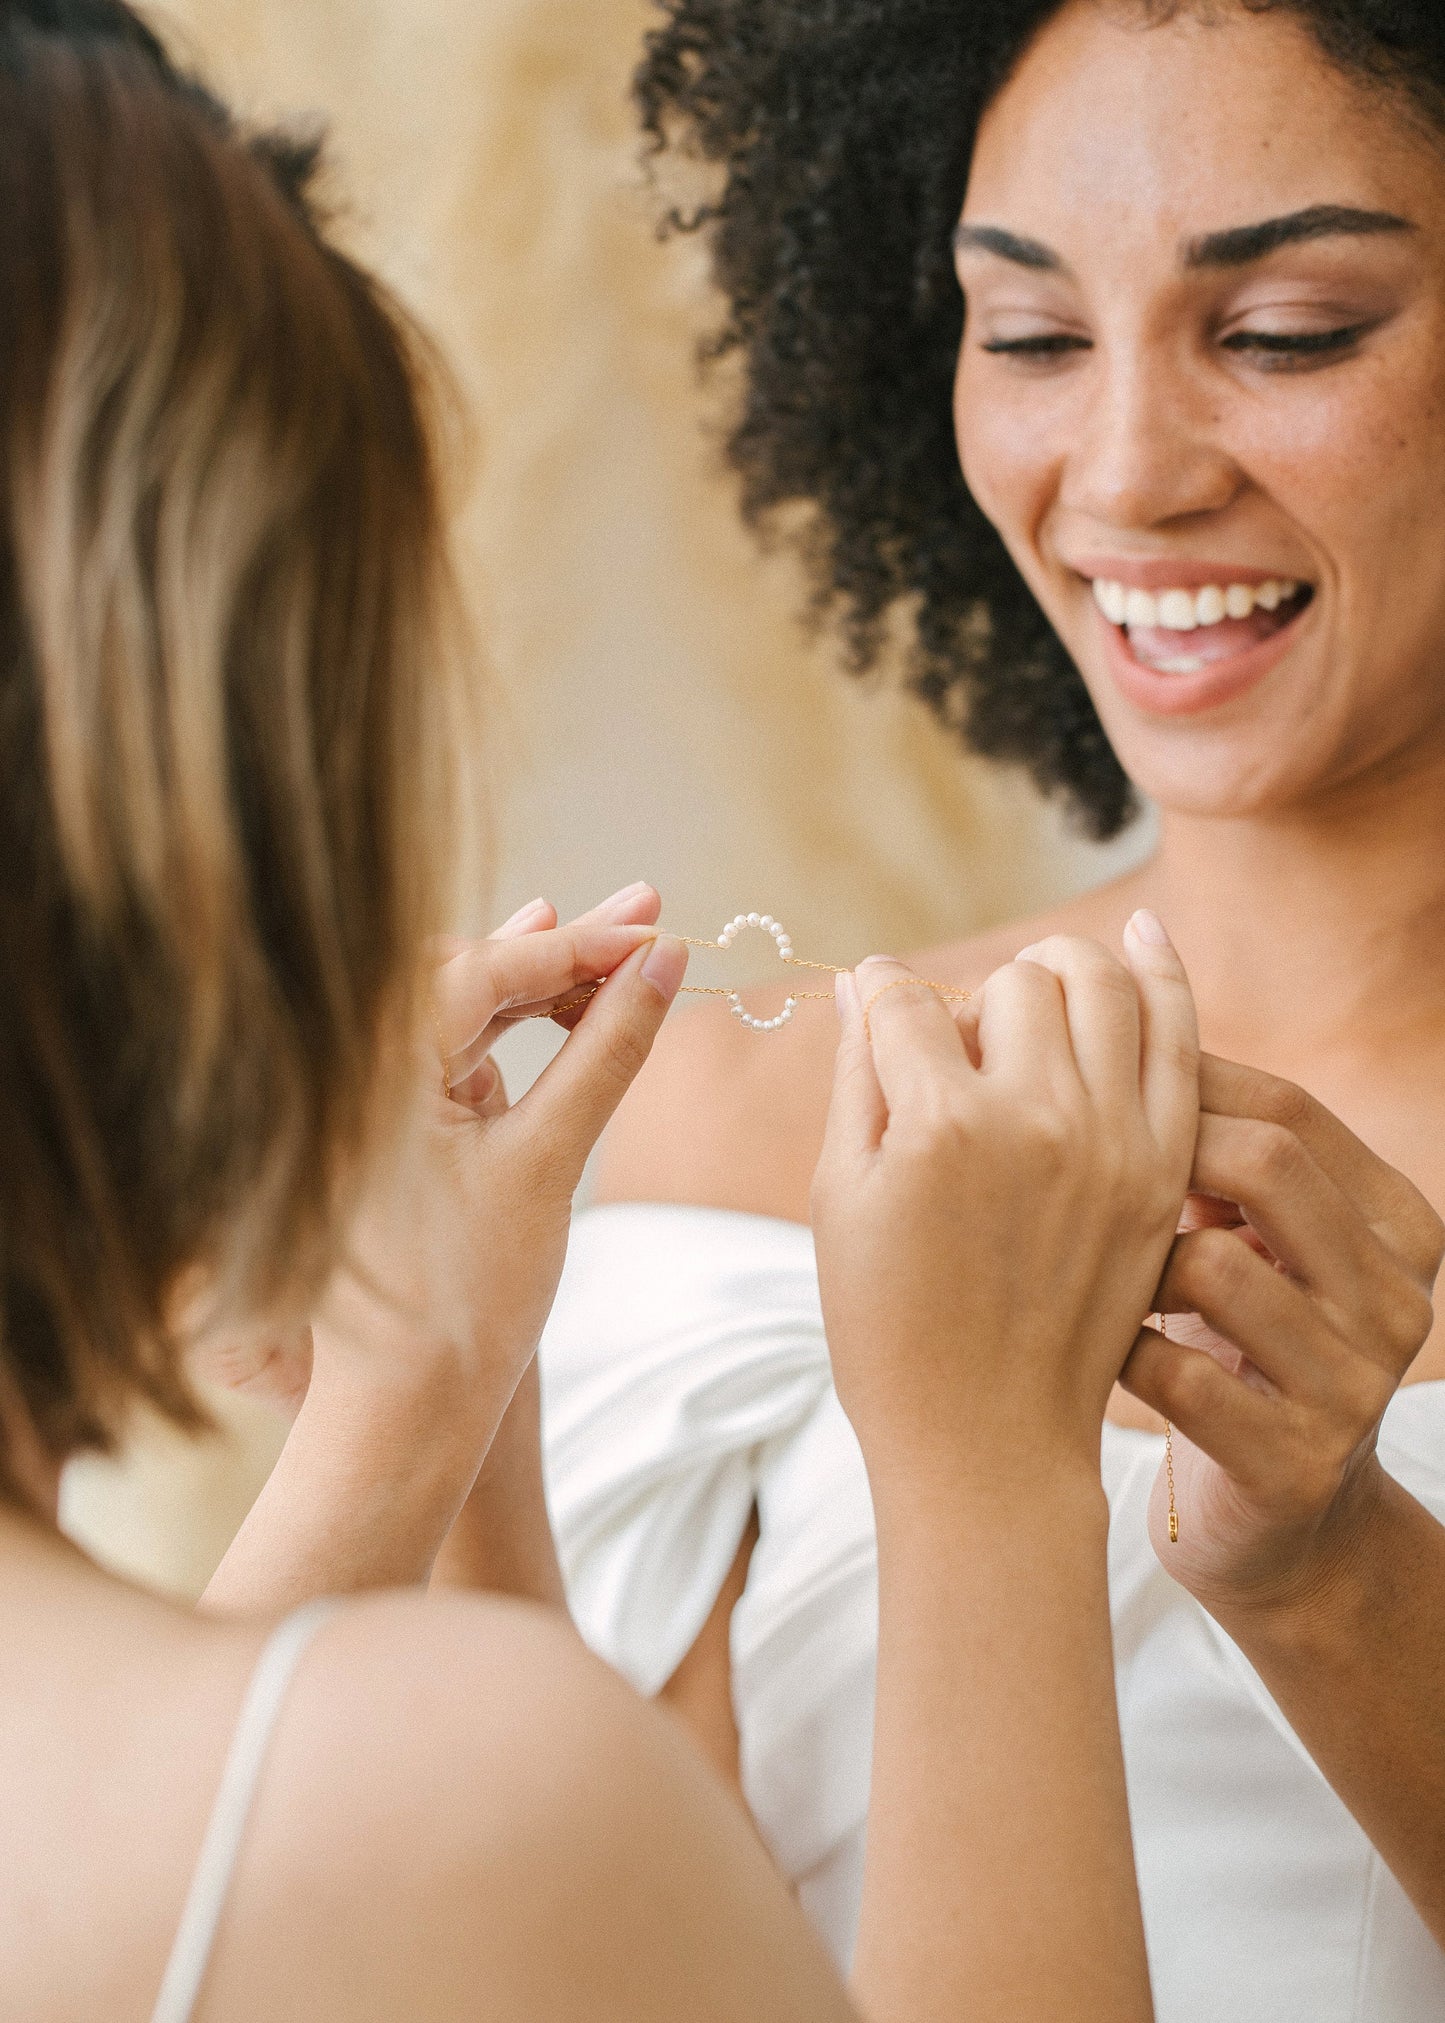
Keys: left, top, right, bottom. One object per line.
{"left": 537, "top": 4, "right": 1445, "bottom": 2020}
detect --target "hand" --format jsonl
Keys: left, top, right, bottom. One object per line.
{"left": 812, "top": 918, "right": 1199, "bottom": 1511}
{"left": 202, "top": 882, "right": 683, "bottom": 1446}
{"left": 1121, "top": 1055, "right": 1445, "bottom": 1622}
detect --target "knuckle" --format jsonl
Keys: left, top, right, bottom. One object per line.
{"left": 1177, "top": 1224, "right": 1249, "bottom": 1302}
{"left": 1240, "top": 1119, "right": 1304, "bottom": 1192}
{"left": 1158, "top": 1343, "right": 1213, "bottom": 1418}
{"left": 1407, "top": 1196, "right": 1445, "bottom": 1283}
{"left": 594, "top": 1017, "right": 649, "bottom": 1090}
{"left": 1389, "top": 1280, "right": 1435, "bottom": 1363}
{"left": 1255, "top": 1072, "right": 1314, "bottom": 1136}
{"left": 1339, "top": 1355, "right": 1394, "bottom": 1429}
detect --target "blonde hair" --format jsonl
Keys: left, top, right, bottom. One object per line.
{"left": 0, "top": 10, "right": 467, "bottom": 1476}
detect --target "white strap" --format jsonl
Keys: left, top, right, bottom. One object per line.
{"left": 149, "top": 1600, "right": 337, "bottom": 2023}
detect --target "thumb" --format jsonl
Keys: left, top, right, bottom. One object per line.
{"left": 502, "top": 935, "right": 688, "bottom": 1187}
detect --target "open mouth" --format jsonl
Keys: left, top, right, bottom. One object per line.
{"left": 1090, "top": 574, "right": 1315, "bottom": 676}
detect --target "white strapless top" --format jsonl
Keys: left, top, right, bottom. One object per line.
{"left": 540, "top": 1203, "right": 1445, "bottom": 2022}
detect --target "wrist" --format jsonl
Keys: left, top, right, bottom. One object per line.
{"left": 870, "top": 1452, "right": 1110, "bottom": 1567}
{"left": 1202, "top": 1457, "right": 1394, "bottom": 1659}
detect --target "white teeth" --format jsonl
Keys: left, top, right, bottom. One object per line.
{"left": 1090, "top": 574, "right": 1305, "bottom": 633}
{"left": 1124, "top": 588, "right": 1159, "bottom": 628}
{"left": 1092, "top": 578, "right": 1129, "bottom": 625}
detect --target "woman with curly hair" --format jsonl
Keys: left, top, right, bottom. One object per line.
{"left": 540, "top": 3, "right": 1445, "bottom": 2018}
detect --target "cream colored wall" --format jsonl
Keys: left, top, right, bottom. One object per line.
{"left": 63, "top": 0, "right": 1148, "bottom": 1597}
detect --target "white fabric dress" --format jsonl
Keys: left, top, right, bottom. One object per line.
{"left": 541, "top": 1203, "right": 1445, "bottom": 2023}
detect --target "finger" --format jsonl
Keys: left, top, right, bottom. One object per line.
{"left": 489, "top": 898, "right": 558, "bottom": 940}
{"left": 568, "top": 881, "right": 662, "bottom": 930}
{"left": 820, "top": 968, "right": 889, "bottom": 1166}
{"left": 973, "top": 954, "right": 1074, "bottom": 1089}
{"left": 1188, "top": 1114, "right": 1433, "bottom": 1381}
{"left": 1156, "top": 1224, "right": 1371, "bottom": 1404}
{"left": 450, "top": 1054, "right": 510, "bottom": 1120}
{"left": 1199, "top": 1055, "right": 1445, "bottom": 1283}
{"left": 1012, "top": 933, "right": 1142, "bottom": 1109}
{"left": 853, "top": 955, "right": 974, "bottom": 1114}
{"left": 1120, "top": 1323, "right": 1282, "bottom": 1489}
{"left": 547, "top": 887, "right": 663, "bottom": 1031}
{"left": 1122, "top": 910, "right": 1200, "bottom": 1166}
{"left": 436, "top": 922, "right": 656, "bottom": 1079}
{"left": 500, "top": 935, "right": 689, "bottom": 1189}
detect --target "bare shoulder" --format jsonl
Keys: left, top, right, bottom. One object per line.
{"left": 597, "top": 879, "right": 1141, "bottom": 1225}
{"left": 216, "top": 1590, "right": 849, "bottom": 2023}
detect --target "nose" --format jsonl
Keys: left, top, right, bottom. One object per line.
{"left": 1061, "top": 340, "right": 1242, "bottom": 532}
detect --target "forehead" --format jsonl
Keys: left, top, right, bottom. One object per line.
{"left": 964, "top": 1, "right": 1444, "bottom": 243}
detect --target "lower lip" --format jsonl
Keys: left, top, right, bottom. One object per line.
{"left": 1096, "top": 598, "right": 1313, "bottom": 718}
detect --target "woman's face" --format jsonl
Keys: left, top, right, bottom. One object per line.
{"left": 954, "top": 0, "right": 1445, "bottom": 820}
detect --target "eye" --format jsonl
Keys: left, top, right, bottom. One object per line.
{"left": 978, "top": 333, "right": 1092, "bottom": 360}
{"left": 1218, "top": 320, "right": 1378, "bottom": 369}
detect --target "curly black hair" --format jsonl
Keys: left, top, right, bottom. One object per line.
{"left": 636, "top": 1, "right": 1445, "bottom": 837}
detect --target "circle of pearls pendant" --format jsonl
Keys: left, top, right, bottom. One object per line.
{"left": 717, "top": 913, "right": 798, "bottom": 1033}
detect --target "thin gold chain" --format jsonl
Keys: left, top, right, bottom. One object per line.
{"left": 1153, "top": 1312, "right": 1180, "bottom": 1544}
{"left": 541, "top": 920, "right": 975, "bottom": 1032}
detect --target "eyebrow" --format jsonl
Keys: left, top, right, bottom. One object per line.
{"left": 1184, "top": 204, "right": 1415, "bottom": 268}
{"left": 952, "top": 224, "right": 1064, "bottom": 272}
{"left": 952, "top": 204, "right": 1415, "bottom": 278}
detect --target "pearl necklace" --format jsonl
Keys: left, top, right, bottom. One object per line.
{"left": 534, "top": 908, "right": 972, "bottom": 1037}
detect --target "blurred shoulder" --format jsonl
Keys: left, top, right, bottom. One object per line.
{"left": 595, "top": 890, "right": 1129, "bottom": 1223}
{"left": 223, "top": 1590, "right": 845, "bottom": 2022}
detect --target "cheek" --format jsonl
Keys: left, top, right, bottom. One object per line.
{"left": 1238, "top": 339, "right": 1445, "bottom": 592}
{"left": 953, "top": 350, "right": 1057, "bottom": 549}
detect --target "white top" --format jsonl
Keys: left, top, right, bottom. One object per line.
{"left": 150, "top": 1601, "right": 336, "bottom": 2023}
{"left": 541, "top": 1203, "right": 1445, "bottom": 2023}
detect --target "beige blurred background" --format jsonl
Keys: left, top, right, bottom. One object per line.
{"left": 63, "top": 0, "right": 1150, "bottom": 1599}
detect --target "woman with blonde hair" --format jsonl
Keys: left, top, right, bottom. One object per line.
{"left": 0, "top": 5, "right": 1211, "bottom": 2021}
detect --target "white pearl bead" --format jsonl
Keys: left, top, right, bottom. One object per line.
{"left": 747, "top": 912, "right": 761, "bottom": 927}
{"left": 760, "top": 915, "right": 775, "bottom": 931}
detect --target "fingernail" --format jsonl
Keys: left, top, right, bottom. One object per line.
{"left": 640, "top": 933, "right": 688, "bottom": 1001}
{"left": 598, "top": 880, "right": 654, "bottom": 918}
{"left": 836, "top": 971, "right": 861, "bottom": 1022}
{"left": 1014, "top": 941, "right": 1043, "bottom": 962}
{"left": 501, "top": 897, "right": 549, "bottom": 931}
{"left": 1128, "top": 908, "right": 1172, "bottom": 948}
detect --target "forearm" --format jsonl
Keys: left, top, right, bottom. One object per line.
{"left": 853, "top": 1471, "right": 1152, "bottom": 2023}
{"left": 431, "top": 1359, "right": 568, "bottom": 1606}
{"left": 1211, "top": 1464, "right": 1445, "bottom": 1943}
{"left": 201, "top": 1357, "right": 497, "bottom": 1615}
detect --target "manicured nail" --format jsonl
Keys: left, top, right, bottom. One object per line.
{"left": 500, "top": 897, "right": 549, "bottom": 931}
{"left": 1128, "top": 908, "right": 1172, "bottom": 948}
{"left": 1014, "top": 941, "right": 1043, "bottom": 962}
{"left": 597, "top": 880, "right": 654, "bottom": 919}
{"left": 836, "top": 970, "right": 861, "bottom": 1022}
{"left": 641, "top": 933, "right": 688, "bottom": 1000}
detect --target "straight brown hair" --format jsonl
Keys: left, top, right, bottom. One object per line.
{"left": 0, "top": 6, "right": 469, "bottom": 1480}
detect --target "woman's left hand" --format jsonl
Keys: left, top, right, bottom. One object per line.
{"left": 1121, "top": 1053, "right": 1445, "bottom": 1622}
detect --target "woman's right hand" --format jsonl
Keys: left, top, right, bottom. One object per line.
{"left": 814, "top": 918, "right": 1195, "bottom": 2023}
{"left": 811, "top": 915, "right": 1200, "bottom": 1509}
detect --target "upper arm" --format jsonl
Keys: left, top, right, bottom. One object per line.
{"left": 216, "top": 1592, "right": 852, "bottom": 2023}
